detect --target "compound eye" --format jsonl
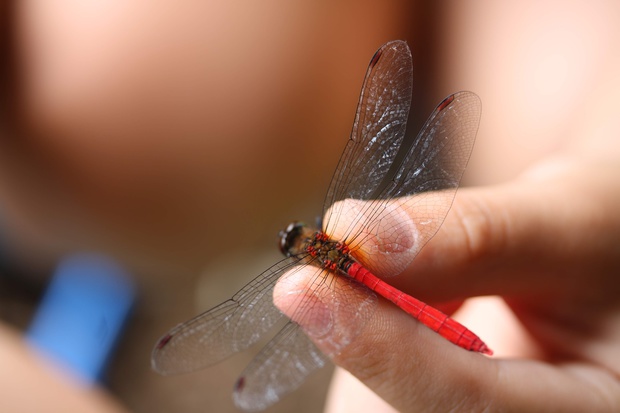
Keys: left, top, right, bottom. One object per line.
{"left": 278, "top": 222, "right": 305, "bottom": 256}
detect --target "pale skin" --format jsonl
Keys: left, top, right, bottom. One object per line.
{"left": 2, "top": 1, "right": 620, "bottom": 412}
{"left": 277, "top": 154, "right": 620, "bottom": 412}
{"left": 277, "top": 2, "right": 620, "bottom": 412}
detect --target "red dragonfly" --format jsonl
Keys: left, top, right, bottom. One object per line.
{"left": 152, "top": 40, "right": 490, "bottom": 411}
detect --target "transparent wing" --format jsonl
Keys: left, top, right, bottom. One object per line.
{"left": 232, "top": 268, "right": 376, "bottom": 411}
{"left": 326, "top": 92, "right": 480, "bottom": 276}
{"left": 233, "top": 322, "right": 327, "bottom": 412}
{"left": 323, "top": 40, "right": 412, "bottom": 236}
{"left": 384, "top": 91, "right": 480, "bottom": 198}
{"left": 151, "top": 256, "right": 304, "bottom": 374}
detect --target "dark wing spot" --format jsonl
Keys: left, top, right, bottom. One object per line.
{"left": 437, "top": 94, "right": 455, "bottom": 112}
{"left": 369, "top": 48, "right": 383, "bottom": 68}
{"left": 156, "top": 333, "right": 173, "bottom": 350}
{"left": 234, "top": 376, "right": 245, "bottom": 392}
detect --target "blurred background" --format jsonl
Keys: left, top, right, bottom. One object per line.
{"left": 0, "top": 1, "right": 618, "bottom": 412}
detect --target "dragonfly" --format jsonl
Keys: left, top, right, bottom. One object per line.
{"left": 152, "top": 40, "right": 490, "bottom": 412}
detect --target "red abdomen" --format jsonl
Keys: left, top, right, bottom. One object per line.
{"left": 346, "top": 261, "right": 492, "bottom": 355}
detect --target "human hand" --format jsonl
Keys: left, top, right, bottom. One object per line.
{"left": 0, "top": 322, "right": 130, "bottom": 413}
{"left": 274, "top": 153, "right": 620, "bottom": 412}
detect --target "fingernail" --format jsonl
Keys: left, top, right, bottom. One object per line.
{"left": 326, "top": 199, "right": 419, "bottom": 277}
{"left": 371, "top": 200, "right": 417, "bottom": 254}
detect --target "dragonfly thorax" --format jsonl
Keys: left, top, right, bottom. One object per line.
{"left": 278, "top": 222, "right": 352, "bottom": 272}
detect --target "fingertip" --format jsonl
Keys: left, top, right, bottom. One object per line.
{"left": 274, "top": 266, "right": 377, "bottom": 357}
{"left": 323, "top": 199, "right": 421, "bottom": 277}
{"left": 273, "top": 267, "right": 334, "bottom": 340}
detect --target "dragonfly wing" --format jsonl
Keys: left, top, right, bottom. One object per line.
{"left": 348, "top": 92, "right": 481, "bottom": 275}
{"left": 151, "top": 256, "right": 304, "bottom": 375}
{"left": 233, "top": 266, "right": 377, "bottom": 411}
{"left": 389, "top": 91, "right": 480, "bottom": 197}
{"left": 233, "top": 321, "right": 328, "bottom": 412}
{"left": 323, "top": 40, "right": 413, "bottom": 236}
{"left": 379, "top": 91, "right": 480, "bottom": 248}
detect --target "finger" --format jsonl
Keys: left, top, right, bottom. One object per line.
{"left": 327, "top": 156, "right": 620, "bottom": 303}
{"left": 409, "top": 156, "right": 620, "bottom": 301}
{"left": 324, "top": 368, "right": 397, "bottom": 413}
{"left": 274, "top": 266, "right": 497, "bottom": 412}
{"left": 274, "top": 267, "right": 620, "bottom": 413}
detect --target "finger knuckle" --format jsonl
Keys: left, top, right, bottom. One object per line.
{"left": 452, "top": 194, "right": 510, "bottom": 263}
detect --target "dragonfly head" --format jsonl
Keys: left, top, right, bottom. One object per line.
{"left": 278, "top": 221, "right": 312, "bottom": 257}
